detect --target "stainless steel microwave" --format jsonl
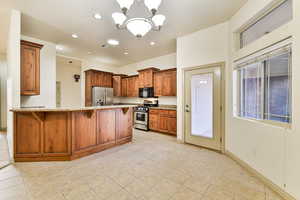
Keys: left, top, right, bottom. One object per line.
{"left": 139, "top": 87, "right": 155, "bottom": 98}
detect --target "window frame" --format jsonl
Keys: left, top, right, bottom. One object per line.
{"left": 239, "top": 0, "right": 292, "bottom": 49}
{"left": 235, "top": 46, "right": 292, "bottom": 127}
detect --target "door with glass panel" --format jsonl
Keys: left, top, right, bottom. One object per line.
{"left": 184, "top": 66, "right": 222, "bottom": 151}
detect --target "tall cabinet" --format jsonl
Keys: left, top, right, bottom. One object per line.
{"left": 20, "top": 40, "right": 43, "bottom": 96}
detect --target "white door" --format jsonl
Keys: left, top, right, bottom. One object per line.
{"left": 184, "top": 66, "right": 222, "bottom": 151}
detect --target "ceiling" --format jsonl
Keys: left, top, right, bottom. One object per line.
{"left": 0, "top": 0, "right": 247, "bottom": 66}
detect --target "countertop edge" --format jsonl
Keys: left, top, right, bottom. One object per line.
{"left": 10, "top": 105, "right": 137, "bottom": 112}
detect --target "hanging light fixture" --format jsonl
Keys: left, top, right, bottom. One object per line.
{"left": 112, "top": 0, "right": 166, "bottom": 38}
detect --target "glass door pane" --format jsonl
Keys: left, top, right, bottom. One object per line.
{"left": 191, "top": 73, "right": 213, "bottom": 138}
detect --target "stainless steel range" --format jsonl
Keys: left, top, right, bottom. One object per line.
{"left": 134, "top": 99, "right": 159, "bottom": 131}
{"left": 134, "top": 106, "right": 149, "bottom": 131}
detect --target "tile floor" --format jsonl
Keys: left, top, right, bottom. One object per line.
{"left": 0, "top": 132, "right": 10, "bottom": 169}
{"left": 0, "top": 130, "right": 283, "bottom": 200}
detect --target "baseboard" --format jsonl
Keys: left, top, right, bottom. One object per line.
{"left": 225, "top": 150, "right": 296, "bottom": 200}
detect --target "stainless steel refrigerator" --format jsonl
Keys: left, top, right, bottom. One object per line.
{"left": 92, "top": 87, "right": 114, "bottom": 106}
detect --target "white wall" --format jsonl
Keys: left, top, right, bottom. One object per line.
{"left": 176, "top": 22, "right": 229, "bottom": 141}
{"left": 226, "top": 0, "right": 300, "bottom": 199}
{"left": 6, "top": 9, "right": 21, "bottom": 159}
{"left": 56, "top": 58, "right": 81, "bottom": 107}
{"left": 20, "top": 36, "right": 56, "bottom": 108}
{"left": 0, "top": 54, "right": 7, "bottom": 129}
{"left": 117, "top": 53, "right": 177, "bottom": 105}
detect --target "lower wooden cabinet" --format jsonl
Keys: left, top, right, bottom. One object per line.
{"left": 73, "top": 111, "right": 97, "bottom": 152}
{"left": 13, "top": 108, "right": 133, "bottom": 162}
{"left": 149, "top": 109, "right": 177, "bottom": 136}
{"left": 96, "top": 110, "right": 116, "bottom": 145}
{"left": 116, "top": 108, "right": 133, "bottom": 142}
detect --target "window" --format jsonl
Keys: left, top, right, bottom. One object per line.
{"left": 236, "top": 46, "right": 292, "bottom": 123}
{"left": 240, "top": 0, "right": 292, "bottom": 48}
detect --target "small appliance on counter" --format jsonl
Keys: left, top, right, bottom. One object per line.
{"left": 92, "top": 87, "right": 114, "bottom": 106}
{"left": 134, "top": 99, "right": 159, "bottom": 131}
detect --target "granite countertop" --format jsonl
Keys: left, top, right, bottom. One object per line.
{"left": 149, "top": 105, "right": 177, "bottom": 111}
{"left": 10, "top": 105, "right": 137, "bottom": 112}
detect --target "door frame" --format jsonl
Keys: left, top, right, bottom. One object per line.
{"left": 182, "top": 62, "right": 226, "bottom": 153}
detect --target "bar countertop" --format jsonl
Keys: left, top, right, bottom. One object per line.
{"left": 10, "top": 104, "right": 137, "bottom": 112}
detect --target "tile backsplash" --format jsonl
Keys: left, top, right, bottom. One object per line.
{"left": 117, "top": 97, "right": 177, "bottom": 105}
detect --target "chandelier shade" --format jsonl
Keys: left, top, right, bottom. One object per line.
{"left": 152, "top": 14, "right": 166, "bottom": 27}
{"left": 144, "top": 0, "right": 162, "bottom": 14}
{"left": 126, "top": 18, "right": 152, "bottom": 38}
{"left": 112, "top": 12, "right": 127, "bottom": 26}
{"left": 116, "top": 0, "right": 135, "bottom": 13}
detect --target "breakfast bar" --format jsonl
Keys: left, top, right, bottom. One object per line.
{"left": 10, "top": 105, "right": 136, "bottom": 162}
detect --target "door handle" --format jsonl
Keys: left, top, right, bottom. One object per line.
{"left": 185, "top": 109, "right": 190, "bottom": 113}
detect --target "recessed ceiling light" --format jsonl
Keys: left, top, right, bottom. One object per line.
{"left": 107, "top": 39, "right": 120, "bottom": 46}
{"left": 87, "top": 52, "right": 92, "bottom": 54}
{"left": 56, "top": 46, "right": 63, "bottom": 51}
{"left": 94, "top": 13, "right": 102, "bottom": 20}
{"left": 124, "top": 52, "right": 129, "bottom": 55}
{"left": 150, "top": 41, "right": 155, "bottom": 46}
{"left": 72, "top": 34, "right": 78, "bottom": 38}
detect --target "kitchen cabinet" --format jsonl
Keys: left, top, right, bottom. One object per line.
{"left": 85, "top": 70, "right": 113, "bottom": 106}
{"left": 121, "top": 78, "right": 128, "bottom": 97}
{"left": 116, "top": 108, "right": 133, "bottom": 142}
{"left": 138, "top": 68, "right": 159, "bottom": 88}
{"left": 154, "top": 68, "right": 177, "bottom": 97}
{"left": 149, "top": 109, "right": 177, "bottom": 136}
{"left": 125, "top": 76, "right": 139, "bottom": 97}
{"left": 73, "top": 111, "right": 97, "bottom": 152}
{"left": 113, "top": 75, "right": 127, "bottom": 97}
{"left": 96, "top": 110, "right": 116, "bottom": 145}
{"left": 21, "top": 40, "right": 43, "bottom": 96}
{"left": 13, "top": 107, "right": 133, "bottom": 162}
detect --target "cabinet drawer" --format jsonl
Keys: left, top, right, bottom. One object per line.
{"left": 149, "top": 109, "right": 159, "bottom": 114}
{"left": 159, "top": 110, "right": 169, "bottom": 116}
{"left": 168, "top": 110, "right": 177, "bottom": 117}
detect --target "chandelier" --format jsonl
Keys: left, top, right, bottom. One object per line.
{"left": 112, "top": 0, "right": 166, "bottom": 38}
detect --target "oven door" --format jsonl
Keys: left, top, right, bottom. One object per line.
{"left": 134, "top": 111, "right": 148, "bottom": 125}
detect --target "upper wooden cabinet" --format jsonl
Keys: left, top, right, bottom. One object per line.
{"left": 85, "top": 70, "right": 113, "bottom": 106}
{"left": 126, "top": 76, "right": 139, "bottom": 97}
{"left": 21, "top": 40, "right": 43, "bottom": 96}
{"left": 154, "top": 68, "right": 177, "bottom": 96}
{"left": 138, "top": 68, "right": 159, "bottom": 88}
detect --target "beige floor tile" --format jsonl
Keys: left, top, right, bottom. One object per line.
{"left": 0, "top": 130, "right": 285, "bottom": 200}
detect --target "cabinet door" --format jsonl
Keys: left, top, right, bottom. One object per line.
{"left": 105, "top": 74, "right": 113, "bottom": 88}
{"left": 149, "top": 113, "right": 159, "bottom": 131}
{"left": 121, "top": 78, "right": 128, "bottom": 97}
{"left": 167, "top": 117, "right": 177, "bottom": 135}
{"left": 44, "top": 112, "right": 71, "bottom": 156}
{"left": 154, "top": 73, "right": 162, "bottom": 96}
{"left": 21, "top": 45, "right": 40, "bottom": 95}
{"left": 139, "top": 71, "right": 145, "bottom": 88}
{"left": 162, "top": 71, "right": 177, "bottom": 96}
{"left": 73, "top": 111, "right": 97, "bottom": 152}
{"left": 116, "top": 108, "right": 133, "bottom": 141}
{"left": 97, "top": 110, "right": 116, "bottom": 145}
{"left": 134, "top": 76, "right": 139, "bottom": 97}
{"left": 15, "top": 113, "right": 42, "bottom": 157}
{"left": 113, "top": 76, "right": 122, "bottom": 97}
{"left": 144, "top": 70, "right": 153, "bottom": 87}
{"left": 159, "top": 115, "right": 169, "bottom": 132}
